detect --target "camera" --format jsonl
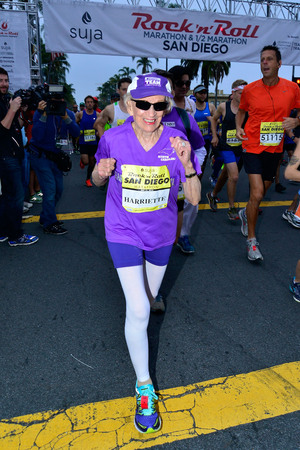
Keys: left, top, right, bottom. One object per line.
{"left": 12, "top": 87, "right": 41, "bottom": 110}
{"left": 13, "top": 84, "right": 67, "bottom": 115}
{"left": 44, "top": 85, "right": 67, "bottom": 116}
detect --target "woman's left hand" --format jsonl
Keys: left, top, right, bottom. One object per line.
{"left": 170, "top": 136, "right": 192, "bottom": 170}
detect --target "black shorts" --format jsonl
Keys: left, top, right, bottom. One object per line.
{"left": 177, "top": 199, "right": 184, "bottom": 212}
{"left": 79, "top": 144, "right": 97, "bottom": 157}
{"left": 242, "top": 151, "right": 281, "bottom": 181}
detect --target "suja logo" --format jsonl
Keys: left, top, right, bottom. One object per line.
{"left": 0, "top": 21, "right": 8, "bottom": 31}
{"left": 82, "top": 12, "right": 91, "bottom": 25}
{"left": 70, "top": 12, "right": 102, "bottom": 44}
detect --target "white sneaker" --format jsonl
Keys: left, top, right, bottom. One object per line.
{"left": 247, "top": 238, "right": 263, "bottom": 261}
{"left": 287, "top": 212, "right": 300, "bottom": 229}
{"left": 24, "top": 201, "right": 33, "bottom": 209}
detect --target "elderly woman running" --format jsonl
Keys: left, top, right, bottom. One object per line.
{"left": 92, "top": 73, "right": 201, "bottom": 434}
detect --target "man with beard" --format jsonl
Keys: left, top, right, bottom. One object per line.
{"left": 0, "top": 67, "right": 38, "bottom": 246}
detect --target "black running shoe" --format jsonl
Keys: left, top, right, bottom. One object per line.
{"left": 43, "top": 223, "right": 68, "bottom": 235}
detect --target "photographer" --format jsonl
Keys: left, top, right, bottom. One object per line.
{"left": 0, "top": 67, "right": 39, "bottom": 246}
{"left": 29, "top": 90, "right": 80, "bottom": 235}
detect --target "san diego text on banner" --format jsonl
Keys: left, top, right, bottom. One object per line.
{"left": 43, "top": 0, "right": 300, "bottom": 64}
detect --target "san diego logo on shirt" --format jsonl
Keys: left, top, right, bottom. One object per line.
{"left": 122, "top": 164, "right": 171, "bottom": 213}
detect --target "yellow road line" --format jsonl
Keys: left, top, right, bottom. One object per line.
{"left": 22, "top": 200, "right": 293, "bottom": 223}
{"left": 0, "top": 361, "right": 299, "bottom": 449}
{"left": 200, "top": 200, "right": 292, "bottom": 210}
{"left": 22, "top": 211, "right": 105, "bottom": 223}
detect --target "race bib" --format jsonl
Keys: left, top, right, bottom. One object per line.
{"left": 260, "top": 122, "right": 284, "bottom": 146}
{"left": 122, "top": 165, "right": 171, "bottom": 213}
{"left": 226, "top": 129, "right": 242, "bottom": 147}
{"left": 177, "top": 182, "right": 185, "bottom": 200}
{"left": 197, "top": 121, "right": 209, "bottom": 136}
{"left": 84, "top": 129, "right": 96, "bottom": 142}
{"left": 55, "top": 138, "right": 68, "bottom": 150}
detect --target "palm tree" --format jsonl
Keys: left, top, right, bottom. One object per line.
{"left": 132, "top": 57, "right": 159, "bottom": 74}
{"left": 63, "top": 83, "right": 76, "bottom": 107}
{"left": 181, "top": 59, "right": 231, "bottom": 103}
{"left": 40, "top": 42, "right": 70, "bottom": 85}
{"left": 40, "top": 42, "right": 75, "bottom": 105}
{"left": 118, "top": 66, "right": 136, "bottom": 78}
{"left": 97, "top": 74, "right": 121, "bottom": 108}
{"left": 210, "top": 61, "right": 231, "bottom": 105}
{"left": 181, "top": 59, "right": 200, "bottom": 80}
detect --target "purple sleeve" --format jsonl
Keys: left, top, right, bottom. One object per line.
{"left": 188, "top": 114, "right": 205, "bottom": 149}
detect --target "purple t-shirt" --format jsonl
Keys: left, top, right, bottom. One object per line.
{"left": 161, "top": 108, "right": 205, "bottom": 151}
{"left": 95, "top": 121, "right": 201, "bottom": 250}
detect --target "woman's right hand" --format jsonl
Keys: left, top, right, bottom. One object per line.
{"left": 97, "top": 158, "right": 116, "bottom": 179}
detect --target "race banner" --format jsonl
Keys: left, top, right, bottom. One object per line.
{"left": 0, "top": 12, "right": 31, "bottom": 91}
{"left": 43, "top": 0, "right": 300, "bottom": 65}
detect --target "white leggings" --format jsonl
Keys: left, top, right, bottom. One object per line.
{"left": 117, "top": 261, "right": 167, "bottom": 382}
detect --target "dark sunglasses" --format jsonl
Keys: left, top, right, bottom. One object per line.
{"left": 175, "top": 80, "right": 191, "bottom": 88}
{"left": 132, "top": 99, "right": 168, "bottom": 111}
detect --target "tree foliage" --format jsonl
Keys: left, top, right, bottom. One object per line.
{"left": 118, "top": 66, "right": 136, "bottom": 78}
{"left": 96, "top": 58, "right": 159, "bottom": 108}
{"left": 40, "top": 42, "right": 76, "bottom": 106}
{"left": 132, "top": 57, "right": 159, "bottom": 74}
{"left": 97, "top": 74, "right": 121, "bottom": 109}
{"left": 181, "top": 59, "right": 231, "bottom": 104}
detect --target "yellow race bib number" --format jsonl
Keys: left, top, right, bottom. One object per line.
{"left": 177, "top": 182, "right": 185, "bottom": 200}
{"left": 197, "top": 121, "right": 209, "bottom": 136}
{"left": 260, "top": 122, "right": 283, "bottom": 146}
{"left": 83, "top": 129, "right": 96, "bottom": 142}
{"left": 122, "top": 165, "right": 171, "bottom": 213}
{"left": 226, "top": 129, "right": 242, "bottom": 147}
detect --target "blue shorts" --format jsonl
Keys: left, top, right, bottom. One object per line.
{"left": 220, "top": 150, "right": 240, "bottom": 164}
{"left": 107, "top": 242, "right": 173, "bottom": 268}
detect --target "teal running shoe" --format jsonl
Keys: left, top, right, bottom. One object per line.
{"left": 289, "top": 277, "right": 300, "bottom": 302}
{"left": 177, "top": 235, "right": 195, "bottom": 254}
{"left": 134, "top": 383, "right": 161, "bottom": 434}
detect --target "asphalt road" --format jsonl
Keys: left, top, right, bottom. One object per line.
{"left": 0, "top": 152, "right": 299, "bottom": 449}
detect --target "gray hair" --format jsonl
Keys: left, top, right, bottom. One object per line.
{"left": 124, "top": 92, "right": 173, "bottom": 115}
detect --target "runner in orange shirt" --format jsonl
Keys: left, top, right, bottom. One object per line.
{"left": 236, "top": 45, "right": 300, "bottom": 261}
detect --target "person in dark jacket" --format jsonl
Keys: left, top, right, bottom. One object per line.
{"left": 29, "top": 96, "right": 80, "bottom": 235}
{"left": 0, "top": 67, "right": 38, "bottom": 246}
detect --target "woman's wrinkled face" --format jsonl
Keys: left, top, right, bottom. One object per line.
{"left": 128, "top": 95, "right": 166, "bottom": 134}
